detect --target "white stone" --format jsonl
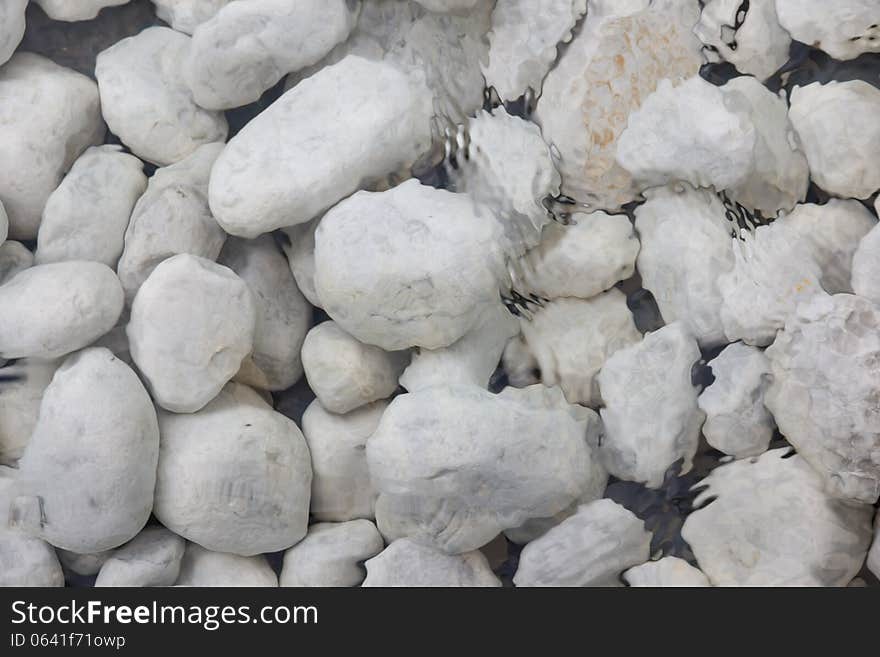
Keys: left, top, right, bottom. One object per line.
{"left": 36, "top": 146, "right": 147, "bottom": 268}
{"left": 623, "top": 557, "right": 711, "bottom": 587}
{"left": 482, "top": 0, "right": 587, "bottom": 101}
{"left": 280, "top": 520, "right": 384, "bottom": 587}
{"left": 775, "top": 0, "right": 880, "bottom": 61}
{"left": 155, "top": 382, "right": 312, "bottom": 555}
{"left": 209, "top": 56, "right": 433, "bottom": 238}
{"left": 852, "top": 222, "right": 880, "bottom": 304}
{"left": 0, "top": 53, "right": 105, "bottom": 240}
{"left": 57, "top": 549, "right": 114, "bottom": 577}
{"left": 117, "top": 143, "right": 227, "bottom": 304}
{"left": 302, "top": 399, "right": 385, "bottom": 523}
{"left": 0, "top": 359, "right": 59, "bottom": 466}
{"left": 314, "top": 180, "right": 507, "bottom": 351}
{"left": 0, "top": 467, "right": 65, "bottom": 587}
{"left": 400, "top": 302, "right": 518, "bottom": 392}
{"left": 722, "top": 76, "right": 809, "bottom": 216}
{"left": 617, "top": 76, "right": 757, "bottom": 194}
{"left": 789, "top": 81, "right": 880, "bottom": 200}
{"left": 514, "top": 499, "right": 651, "bottom": 587}
{"left": 175, "top": 543, "right": 278, "bottom": 586}
{"left": 682, "top": 448, "right": 874, "bottom": 586}
{"left": 504, "top": 454, "right": 608, "bottom": 545}
{"left": 184, "top": 0, "right": 358, "bottom": 110}
{"left": 301, "top": 321, "right": 408, "bottom": 414}
{"left": 0, "top": 261, "right": 123, "bottom": 360}
{"left": 11, "top": 348, "right": 159, "bottom": 552}
{"left": 765, "top": 294, "right": 880, "bottom": 504}
{"left": 535, "top": 0, "right": 702, "bottom": 211}
{"left": 95, "top": 26, "right": 228, "bottom": 166}
{"left": 280, "top": 220, "right": 320, "bottom": 307}
{"left": 0, "top": 0, "right": 26, "bottom": 67}
{"left": 448, "top": 108, "right": 560, "bottom": 256}
{"left": 127, "top": 254, "right": 256, "bottom": 413}
{"left": 699, "top": 342, "right": 775, "bottom": 459}
{"left": 362, "top": 538, "right": 501, "bottom": 587}
{"left": 0, "top": 241, "right": 33, "bottom": 286}
{"left": 518, "top": 291, "right": 641, "bottom": 407}
{"left": 695, "top": 0, "right": 791, "bottom": 81}
{"left": 635, "top": 185, "right": 733, "bottom": 347}
{"left": 35, "top": 0, "right": 130, "bottom": 21}
{"left": 151, "top": 0, "right": 234, "bottom": 34}
{"left": 367, "top": 384, "right": 598, "bottom": 553}
{"left": 718, "top": 221, "right": 826, "bottom": 346}
{"left": 95, "top": 527, "right": 186, "bottom": 587}
{"left": 220, "top": 235, "right": 311, "bottom": 391}
{"left": 597, "top": 322, "right": 704, "bottom": 488}
{"left": 776, "top": 200, "right": 877, "bottom": 294}
{"left": 517, "top": 212, "right": 639, "bottom": 301}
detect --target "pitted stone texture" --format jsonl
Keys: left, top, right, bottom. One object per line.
{"left": 765, "top": 294, "right": 880, "bottom": 504}
{"left": 682, "top": 448, "right": 874, "bottom": 586}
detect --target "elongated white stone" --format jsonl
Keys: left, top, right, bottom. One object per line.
{"left": 209, "top": 56, "right": 433, "bottom": 238}
{"left": 0, "top": 0, "right": 26, "bottom": 67}
{"left": 175, "top": 543, "right": 277, "bottom": 586}
{"left": 852, "top": 221, "right": 880, "bottom": 304}
{"left": 35, "top": 0, "right": 130, "bottom": 21}
{"left": 36, "top": 146, "right": 147, "bottom": 268}
{"left": 95, "top": 527, "right": 186, "bottom": 587}
{"left": 0, "top": 262, "right": 123, "bottom": 360}
{"left": 0, "top": 359, "right": 60, "bottom": 467}
{"left": 151, "top": 0, "right": 234, "bottom": 35}
{"left": 775, "top": 0, "right": 880, "bottom": 61}
{"left": 623, "top": 557, "right": 711, "bottom": 587}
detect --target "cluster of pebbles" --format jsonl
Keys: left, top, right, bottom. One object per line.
{"left": 1, "top": 0, "right": 879, "bottom": 587}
